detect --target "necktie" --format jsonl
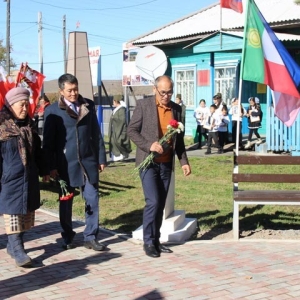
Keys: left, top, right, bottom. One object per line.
{"left": 71, "top": 103, "right": 78, "bottom": 114}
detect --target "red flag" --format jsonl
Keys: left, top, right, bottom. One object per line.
{"left": 16, "top": 63, "right": 46, "bottom": 118}
{"left": 220, "top": 0, "right": 243, "bottom": 13}
{"left": 0, "top": 66, "right": 16, "bottom": 109}
{"left": 272, "top": 91, "right": 300, "bottom": 127}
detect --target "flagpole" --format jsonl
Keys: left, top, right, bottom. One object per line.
{"left": 236, "top": 0, "right": 250, "bottom": 155}
{"left": 220, "top": 2, "right": 223, "bottom": 49}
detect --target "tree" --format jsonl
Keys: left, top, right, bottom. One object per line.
{"left": 0, "top": 39, "right": 16, "bottom": 72}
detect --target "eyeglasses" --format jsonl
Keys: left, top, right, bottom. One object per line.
{"left": 155, "top": 87, "right": 173, "bottom": 97}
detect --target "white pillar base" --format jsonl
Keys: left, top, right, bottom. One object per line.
{"left": 132, "top": 210, "right": 197, "bottom": 244}
{"left": 132, "top": 166, "right": 197, "bottom": 244}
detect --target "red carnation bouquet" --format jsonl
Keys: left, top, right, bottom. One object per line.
{"left": 134, "top": 119, "right": 184, "bottom": 173}
{"left": 57, "top": 178, "right": 74, "bottom": 201}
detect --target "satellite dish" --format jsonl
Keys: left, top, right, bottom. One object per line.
{"left": 135, "top": 46, "right": 168, "bottom": 82}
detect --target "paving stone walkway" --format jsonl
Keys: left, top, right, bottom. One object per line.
{"left": 1, "top": 209, "right": 300, "bottom": 299}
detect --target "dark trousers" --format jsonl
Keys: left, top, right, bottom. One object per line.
{"left": 140, "top": 162, "right": 172, "bottom": 245}
{"left": 207, "top": 131, "right": 219, "bottom": 151}
{"left": 59, "top": 178, "right": 99, "bottom": 242}
{"left": 232, "top": 121, "right": 243, "bottom": 146}
{"left": 196, "top": 125, "right": 208, "bottom": 145}
{"left": 218, "top": 131, "right": 227, "bottom": 148}
{"left": 248, "top": 128, "right": 261, "bottom": 141}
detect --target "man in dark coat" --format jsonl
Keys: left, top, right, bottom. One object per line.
{"left": 43, "top": 73, "right": 107, "bottom": 251}
{"left": 127, "top": 75, "right": 191, "bottom": 258}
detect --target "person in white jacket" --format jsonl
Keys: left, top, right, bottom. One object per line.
{"left": 229, "top": 98, "right": 245, "bottom": 149}
{"left": 204, "top": 104, "right": 219, "bottom": 155}
{"left": 216, "top": 106, "right": 230, "bottom": 154}
{"left": 193, "top": 99, "right": 210, "bottom": 149}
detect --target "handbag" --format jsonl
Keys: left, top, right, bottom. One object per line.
{"left": 250, "top": 115, "right": 260, "bottom": 122}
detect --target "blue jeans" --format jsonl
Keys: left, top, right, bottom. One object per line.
{"left": 140, "top": 162, "right": 172, "bottom": 245}
{"left": 59, "top": 178, "right": 99, "bottom": 242}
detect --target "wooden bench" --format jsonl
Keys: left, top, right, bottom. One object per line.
{"left": 232, "top": 152, "right": 300, "bottom": 240}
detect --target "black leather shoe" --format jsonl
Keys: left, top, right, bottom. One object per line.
{"left": 143, "top": 244, "right": 160, "bottom": 258}
{"left": 84, "top": 239, "right": 107, "bottom": 251}
{"left": 62, "top": 241, "right": 75, "bottom": 250}
{"left": 156, "top": 243, "right": 173, "bottom": 253}
{"left": 62, "top": 231, "right": 76, "bottom": 250}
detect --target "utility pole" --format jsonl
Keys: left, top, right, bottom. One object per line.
{"left": 38, "top": 11, "right": 44, "bottom": 94}
{"left": 5, "top": 0, "right": 11, "bottom": 75}
{"left": 63, "top": 15, "right": 67, "bottom": 73}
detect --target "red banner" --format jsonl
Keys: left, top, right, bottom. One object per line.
{"left": 0, "top": 66, "right": 16, "bottom": 109}
{"left": 16, "top": 63, "right": 46, "bottom": 118}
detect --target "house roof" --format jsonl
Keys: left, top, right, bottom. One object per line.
{"left": 225, "top": 31, "right": 300, "bottom": 42}
{"left": 129, "top": 0, "right": 300, "bottom": 46}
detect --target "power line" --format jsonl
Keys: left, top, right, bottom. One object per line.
{"left": 14, "top": 52, "right": 123, "bottom": 66}
{"left": 11, "top": 24, "right": 37, "bottom": 37}
{"left": 28, "top": 0, "right": 158, "bottom": 11}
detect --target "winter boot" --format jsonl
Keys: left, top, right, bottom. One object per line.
{"left": 256, "top": 138, "right": 262, "bottom": 144}
{"left": 6, "top": 239, "right": 14, "bottom": 258}
{"left": 7, "top": 232, "right": 25, "bottom": 258}
{"left": 218, "top": 148, "right": 224, "bottom": 154}
{"left": 244, "top": 141, "right": 251, "bottom": 149}
{"left": 8, "top": 233, "right": 32, "bottom": 267}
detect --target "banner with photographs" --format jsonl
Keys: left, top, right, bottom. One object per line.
{"left": 122, "top": 43, "right": 152, "bottom": 87}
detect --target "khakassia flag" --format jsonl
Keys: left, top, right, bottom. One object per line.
{"left": 241, "top": 0, "right": 300, "bottom": 126}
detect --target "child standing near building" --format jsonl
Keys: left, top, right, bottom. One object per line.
{"left": 194, "top": 99, "right": 210, "bottom": 149}
{"left": 217, "top": 106, "right": 230, "bottom": 154}
{"left": 244, "top": 97, "right": 262, "bottom": 149}
{"left": 229, "top": 97, "right": 245, "bottom": 149}
{"left": 205, "top": 104, "right": 219, "bottom": 155}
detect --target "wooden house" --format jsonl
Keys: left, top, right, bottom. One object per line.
{"left": 126, "top": 0, "right": 300, "bottom": 153}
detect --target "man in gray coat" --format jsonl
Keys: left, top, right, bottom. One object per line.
{"left": 128, "top": 75, "right": 191, "bottom": 258}
{"left": 43, "top": 73, "right": 107, "bottom": 251}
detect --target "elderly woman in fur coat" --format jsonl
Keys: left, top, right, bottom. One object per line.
{"left": 0, "top": 87, "right": 43, "bottom": 267}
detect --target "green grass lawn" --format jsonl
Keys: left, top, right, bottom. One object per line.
{"left": 40, "top": 154, "right": 300, "bottom": 235}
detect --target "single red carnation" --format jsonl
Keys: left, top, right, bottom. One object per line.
{"left": 169, "top": 119, "right": 179, "bottom": 128}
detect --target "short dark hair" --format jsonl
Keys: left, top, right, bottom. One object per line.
{"left": 222, "top": 106, "right": 228, "bottom": 112}
{"left": 199, "top": 99, "right": 206, "bottom": 104}
{"left": 210, "top": 104, "right": 217, "bottom": 109}
{"left": 58, "top": 73, "right": 78, "bottom": 90}
{"left": 213, "top": 95, "right": 221, "bottom": 100}
{"left": 39, "top": 93, "right": 50, "bottom": 102}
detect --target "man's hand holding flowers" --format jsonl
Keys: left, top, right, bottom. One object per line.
{"left": 135, "top": 119, "right": 189, "bottom": 174}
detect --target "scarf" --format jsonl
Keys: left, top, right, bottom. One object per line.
{"left": 0, "top": 107, "right": 34, "bottom": 166}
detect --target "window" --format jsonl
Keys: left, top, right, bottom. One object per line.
{"left": 175, "top": 69, "right": 195, "bottom": 107}
{"left": 214, "top": 66, "right": 236, "bottom": 107}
